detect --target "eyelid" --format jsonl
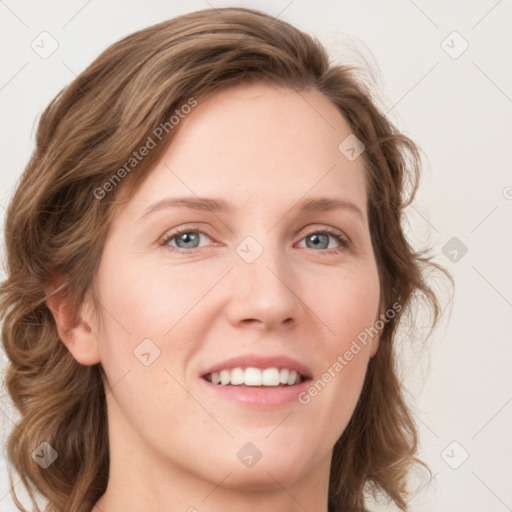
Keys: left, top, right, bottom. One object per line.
{"left": 160, "top": 223, "right": 351, "bottom": 253}
{"left": 159, "top": 223, "right": 215, "bottom": 248}
{"left": 300, "top": 225, "right": 351, "bottom": 244}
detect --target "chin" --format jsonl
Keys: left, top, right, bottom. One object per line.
{"left": 221, "top": 463, "right": 308, "bottom": 492}
{"left": 203, "top": 447, "right": 312, "bottom": 492}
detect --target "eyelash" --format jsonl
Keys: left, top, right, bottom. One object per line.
{"left": 160, "top": 226, "right": 350, "bottom": 255}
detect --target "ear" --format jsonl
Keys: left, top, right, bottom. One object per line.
{"left": 45, "top": 279, "right": 101, "bottom": 366}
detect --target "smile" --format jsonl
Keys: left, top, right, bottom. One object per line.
{"left": 203, "top": 367, "right": 305, "bottom": 387}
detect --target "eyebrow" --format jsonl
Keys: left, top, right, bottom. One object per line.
{"left": 138, "top": 195, "right": 365, "bottom": 222}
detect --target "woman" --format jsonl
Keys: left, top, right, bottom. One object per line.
{"left": 0, "top": 7, "right": 450, "bottom": 512}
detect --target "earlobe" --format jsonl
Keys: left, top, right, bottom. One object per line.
{"left": 45, "top": 282, "right": 101, "bottom": 366}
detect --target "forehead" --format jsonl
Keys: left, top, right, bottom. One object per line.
{"left": 117, "top": 82, "right": 368, "bottom": 218}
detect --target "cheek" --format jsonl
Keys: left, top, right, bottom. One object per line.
{"left": 96, "top": 255, "right": 204, "bottom": 338}
{"left": 92, "top": 254, "right": 220, "bottom": 388}
{"left": 294, "top": 265, "right": 380, "bottom": 451}
{"left": 320, "top": 264, "right": 381, "bottom": 354}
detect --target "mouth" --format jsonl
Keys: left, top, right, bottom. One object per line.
{"left": 199, "top": 354, "right": 312, "bottom": 406}
{"left": 202, "top": 367, "right": 308, "bottom": 387}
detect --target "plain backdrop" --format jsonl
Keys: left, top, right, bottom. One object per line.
{"left": 0, "top": 1, "right": 511, "bottom": 511}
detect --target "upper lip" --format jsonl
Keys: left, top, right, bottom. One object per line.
{"left": 200, "top": 354, "right": 313, "bottom": 380}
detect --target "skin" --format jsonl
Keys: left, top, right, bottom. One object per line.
{"left": 48, "top": 83, "right": 381, "bottom": 512}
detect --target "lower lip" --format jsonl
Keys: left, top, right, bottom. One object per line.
{"left": 200, "top": 377, "right": 311, "bottom": 407}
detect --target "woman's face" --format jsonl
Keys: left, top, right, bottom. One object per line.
{"left": 86, "top": 83, "right": 381, "bottom": 495}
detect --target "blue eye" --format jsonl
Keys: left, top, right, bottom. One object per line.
{"left": 164, "top": 230, "right": 206, "bottom": 250}
{"left": 300, "top": 230, "right": 349, "bottom": 253}
{"left": 161, "top": 227, "right": 350, "bottom": 254}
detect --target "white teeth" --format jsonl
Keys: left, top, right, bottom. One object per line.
{"left": 262, "top": 368, "right": 280, "bottom": 386}
{"left": 287, "top": 370, "right": 298, "bottom": 386}
{"left": 220, "top": 369, "right": 230, "bottom": 385}
{"left": 244, "top": 367, "right": 262, "bottom": 386}
{"left": 230, "top": 367, "right": 245, "bottom": 385}
{"left": 205, "top": 367, "right": 304, "bottom": 386}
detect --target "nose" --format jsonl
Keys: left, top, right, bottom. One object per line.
{"left": 224, "top": 237, "right": 304, "bottom": 330}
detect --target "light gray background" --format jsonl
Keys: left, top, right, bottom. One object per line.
{"left": 1, "top": 1, "right": 511, "bottom": 511}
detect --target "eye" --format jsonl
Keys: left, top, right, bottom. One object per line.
{"left": 160, "top": 226, "right": 350, "bottom": 254}
{"left": 297, "top": 228, "right": 350, "bottom": 254}
{"left": 161, "top": 228, "right": 213, "bottom": 253}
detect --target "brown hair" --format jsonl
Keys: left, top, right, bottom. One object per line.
{"left": 0, "top": 7, "right": 451, "bottom": 512}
